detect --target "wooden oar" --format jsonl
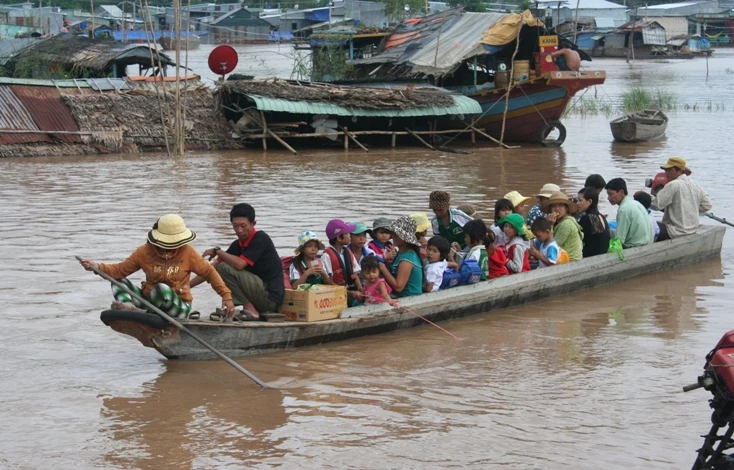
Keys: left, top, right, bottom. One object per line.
{"left": 76, "top": 256, "right": 270, "bottom": 389}
{"left": 705, "top": 213, "right": 734, "bottom": 228}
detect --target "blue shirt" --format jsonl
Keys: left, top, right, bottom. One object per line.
{"left": 390, "top": 249, "right": 423, "bottom": 297}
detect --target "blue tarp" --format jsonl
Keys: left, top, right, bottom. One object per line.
{"left": 269, "top": 31, "right": 294, "bottom": 41}
{"left": 112, "top": 30, "right": 208, "bottom": 41}
{"left": 304, "top": 8, "right": 329, "bottom": 22}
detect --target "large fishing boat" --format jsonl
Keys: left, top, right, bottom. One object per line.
{"left": 100, "top": 226, "right": 724, "bottom": 360}
{"left": 351, "top": 10, "right": 606, "bottom": 146}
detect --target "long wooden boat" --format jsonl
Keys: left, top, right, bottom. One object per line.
{"left": 159, "top": 34, "right": 201, "bottom": 51}
{"left": 469, "top": 70, "right": 607, "bottom": 146}
{"left": 610, "top": 108, "right": 668, "bottom": 142}
{"left": 100, "top": 226, "right": 724, "bottom": 360}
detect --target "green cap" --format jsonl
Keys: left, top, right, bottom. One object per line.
{"left": 349, "top": 221, "right": 369, "bottom": 234}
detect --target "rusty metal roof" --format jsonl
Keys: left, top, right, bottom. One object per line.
{"left": 11, "top": 86, "right": 81, "bottom": 144}
{"left": 0, "top": 86, "right": 51, "bottom": 145}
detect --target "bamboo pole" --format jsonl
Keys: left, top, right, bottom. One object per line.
{"left": 339, "top": 126, "right": 369, "bottom": 152}
{"left": 463, "top": 122, "right": 520, "bottom": 149}
{"left": 500, "top": 32, "right": 521, "bottom": 146}
{"left": 391, "top": 132, "right": 396, "bottom": 147}
{"left": 405, "top": 127, "right": 437, "bottom": 151}
{"left": 343, "top": 125, "right": 349, "bottom": 151}
{"left": 260, "top": 110, "right": 267, "bottom": 150}
{"left": 140, "top": 0, "right": 171, "bottom": 156}
{"left": 470, "top": 117, "right": 476, "bottom": 145}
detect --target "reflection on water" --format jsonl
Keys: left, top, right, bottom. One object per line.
{"left": 0, "top": 49, "right": 733, "bottom": 469}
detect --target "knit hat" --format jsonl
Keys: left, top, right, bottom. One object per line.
{"left": 148, "top": 214, "right": 196, "bottom": 250}
{"left": 429, "top": 191, "right": 450, "bottom": 210}
{"left": 497, "top": 213, "right": 525, "bottom": 237}
{"left": 534, "top": 183, "right": 561, "bottom": 199}
{"left": 504, "top": 191, "right": 533, "bottom": 208}
{"left": 389, "top": 216, "right": 420, "bottom": 246}
{"left": 295, "top": 230, "right": 325, "bottom": 254}
{"left": 410, "top": 213, "right": 431, "bottom": 233}
{"left": 541, "top": 191, "right": 579, "bottom": 216}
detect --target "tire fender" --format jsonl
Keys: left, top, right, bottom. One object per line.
{"left": 539, "top": 120, "right": 567, "bottom": 147}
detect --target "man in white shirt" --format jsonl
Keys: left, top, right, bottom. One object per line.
{"left": 650, "top": 157, "right": 712, "bottom": 241}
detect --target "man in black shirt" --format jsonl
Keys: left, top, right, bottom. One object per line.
{"left": 193, "top": 203, "right": 284, "bottom": 320}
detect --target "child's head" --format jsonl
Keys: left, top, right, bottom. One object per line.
{"left": 578, "top": 187, "right": 601, "bottom": 214}
{"left": 531, "top": 218, "right": 553, "bottom": 242}
{"left": 410, "top": 212, "right": 431, "bottom": 240}
{"left": 504, "top": 191, "right": 533, "bottom": 214}
{"left": 349, "top": 221, "right": 369, "bottom": 249}
{"left": 426, "top": 235, "right": 450, "bottom": 263}
{"left": 326, "top": 219, "right": 356, "bottom": 247}
{"left": 463, "top": 219, "right": 491, "bottom": 248}
{"left": 360, "top": 255, "right": 381, "bottom": 282}
{"left": 295, "top": 231, "right": 325, "bottom": 259}
{"left": 494, "top": 198, "right": 515, "bottom": 224}
{"left": 498, "top": 213, "right": 527, "bottom": 240}
{"left": 368, "top": 217, "right": 393, "bottom": 245}
{"left": 429, "top": 191, "right": 451, "bottom": 218}
{"left": 633, "top": 191, "right": 652, "bottom": 210}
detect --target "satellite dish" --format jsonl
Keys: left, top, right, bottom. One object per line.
{"left": 208, "top": 45, "right": 238, "bottom": 76}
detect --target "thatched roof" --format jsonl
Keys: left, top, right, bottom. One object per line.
{"left": 12, "top": 34, "right": 175, "bottom": 74}
{"left": 61, "top": 86, "right": 243, "bottom": 152}
{"left": 219, "top": 79, "right": 456, "bottom": 109}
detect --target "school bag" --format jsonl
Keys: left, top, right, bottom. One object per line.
{"left": 440, "top": 268, "right": 461, "bottom": 290}
{"left": 280, "top": 256, "right": 294, "bottom": 289}
{"left": 458, "top": 259, "right": 483, "bottom": 285}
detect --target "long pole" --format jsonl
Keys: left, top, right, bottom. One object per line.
{"left": 76, "top": 256, "right": 270, "bottom": 388}
{"left": 705, "top": 213, "right": 734, "bottom": 228}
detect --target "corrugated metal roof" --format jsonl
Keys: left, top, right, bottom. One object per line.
{"left": 0, "top": 77, "right": 92, "bottom": 88}
{"left": 245, "top": 94, "right": 482, "bottom": 117}
{"left": 0, "top": 86, "right": 50, "bottom": 145}
{"left": 87, "top": 78, "right": 130, "bottom": 91}
{"left": 11, "top": 85, "right": 81, "bottom": 144}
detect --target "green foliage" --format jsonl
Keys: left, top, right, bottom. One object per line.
{"left": 515, "top": 0, "right": 532, "bottom": 12}
{"left": 445, "top": 0, "right": 486, "bottom": 12}
{"left": 309, "top": 45, "right": 356, "bottom": 81}
{"left": 622, "top": 86, "right": 677, "bottom": 113}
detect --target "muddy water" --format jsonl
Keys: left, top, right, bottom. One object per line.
{"left": 1, "top": 49, "right": 734, "bottom": 469}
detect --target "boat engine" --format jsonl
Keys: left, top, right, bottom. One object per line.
{"left": 686, "top": 330, "right": 734, "bottom": 469}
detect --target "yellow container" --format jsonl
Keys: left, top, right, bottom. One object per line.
{"left": 512, "top": 60, "right": 530, "bottom": 82}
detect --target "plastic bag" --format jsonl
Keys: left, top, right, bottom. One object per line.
{"left": 608, "top": 238, "right": 624, "bottom": 260}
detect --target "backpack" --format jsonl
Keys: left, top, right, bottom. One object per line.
{"left": 280, "top": 256, "right": 294, "bottom": 289}
{"left": 440, "top": 268, "right": 461, "bottom": 290}
{"left": 458, "top": 258, "right": 483, "bottom": 285}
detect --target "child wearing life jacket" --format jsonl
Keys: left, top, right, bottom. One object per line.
{"left": 498, "top": 213, "right": 531, "bottom": 274}
{"left": 367, "top": 217, "right": 396, "bottom": 264}
{"left": 347, "top": 221, "right": 376, "bottom": 267}
{"left": 485, "top": 229, "right": 509, "bottom": 279}
{"left": 321, "top": 219, "right": 363, "bottom": 303}
{"left": 290, "top": 231, "right": 332, "bottom": 288}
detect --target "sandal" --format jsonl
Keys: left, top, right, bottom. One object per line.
{"left": 209, "top": 311, "right": 225, "bottom": 322}
{"left": 233, "top": 311, "right": 260, "bottom": 322}
{"left": 187, "top": 311, "right": 200, "bottom": 320}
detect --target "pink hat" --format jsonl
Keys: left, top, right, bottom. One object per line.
{"left": 325, "top": 219, "right": 357, "bottom": 239}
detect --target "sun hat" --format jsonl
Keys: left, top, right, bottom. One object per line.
{"left": 429, "top": 191, "right": 451, "bottom": 210}
{"left": 660, "top": 156, "right": 688, "bottom": 171}
{"left": 147, "top": 214, "right": 196, "bottom": 250}
{"left": 389, "top": 216, "right": 420, "bottom": 246}
{"left": 366, "top": 217, "right": 392, "bottom": 237}
{"left": 534, "top": 183, "right": 561, "bottom": 199}
{"left": 497, "top": 213, "right": 526, "bottom": 236}
{"left": 541, "top": 191, "right": 579, "bottom": 215}
{"left": 456, "top": 204, "right": 477, "bottom": 218}
{"left": 410, "top": 213, "right": 431, "bottom": 233}
{"left": 349, "top": 221, "right": 369, "bottom": 235}
{"left": 325, "top": 219, "right": 357, "bottom": 239}
{"left": 295, "top": 230, "right": 325, "bottom": 254}
{"left": 504, "top": 191, "right": 533, "bottom": 208}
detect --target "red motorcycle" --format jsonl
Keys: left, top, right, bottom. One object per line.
{"left": 685, "top": 330, "right": 734, "bottom": 469}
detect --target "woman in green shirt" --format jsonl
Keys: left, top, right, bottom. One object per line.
{"left": 379, "top": 216, "right": 424, "bottom": 297}
{"left": 542, "top": 192, "right": 584, "bottom": 261}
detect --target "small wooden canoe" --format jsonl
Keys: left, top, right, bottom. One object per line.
{"left": 610, "top": 108, "right": 668, "bottom": 142}
{"left": 159, "top": 35, "right": 201, "bottom": 51}
{"left": 100, "top": 226, "right": 725, "bottom": 360}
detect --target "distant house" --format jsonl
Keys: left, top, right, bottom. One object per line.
{"left": 602, "top": 20, "right": 667, "bottom": 58}
{"left": 542, "top": 0, "right": 627, "bottom": 30}
{"left": 0, "top": 3, "right": 64, "bottom": 36}
{"left": 208, "top": 7, "right": 272, "bottom": 43}
{"left": 630, "top": 0, "right": 733, "bottom": 43}
{"left": 6, "top": 34, "right": 175, "bottom": 79}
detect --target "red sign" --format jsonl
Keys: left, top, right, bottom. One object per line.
{"left": 207, "top": 45, "right": 238, "bottom": 76}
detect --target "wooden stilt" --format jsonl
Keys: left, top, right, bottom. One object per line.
{"left": 259, "top": 110, "right": 267, "bottom": 151}
{"left": 463, "top": 122, "right": 519, "bottom": 149}
{"left": 470, "top": 117, "right": 476, "bottom": 145}
{"left": 267, "top": 129, "right": 298, "bottom": 155}
{"left": 405, "top": 127, "right": 437, "bottom": 151}
{"left": 391, "top": 132, "right": 396, "bottom": 147}
{"left": 339, "top": 126, "right": 369, "bottom": 152}
{"left": 343, "top": 125, "right": 349, "bottom": 151}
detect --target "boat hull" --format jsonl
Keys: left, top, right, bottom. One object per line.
{"left": 101, "top": 226, "right": 724, "bottom": 360}
{"left": 469, "top": 70, "right": 606, "bottom": 143}
{"left": 610, "top": 110, "right": 669, "bottom": 142}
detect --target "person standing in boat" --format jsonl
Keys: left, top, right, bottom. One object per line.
{"left": 648, "top": 157, "right": 712, "bottom": 241}
{"left": 605, "top": 178, "right": 654, "bottom": 248}
{"left": 193, "top": 203, "right": 284, "bottom": 320}
{"left": 429, "top": 191, "right": 473, "bottom": 249}
{"left": 79, "top": 214, "right": 234, "bottom": 318}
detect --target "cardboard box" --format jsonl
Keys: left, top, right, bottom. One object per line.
{"left": 278, "top": 285, "right": 348, "bottom": 322}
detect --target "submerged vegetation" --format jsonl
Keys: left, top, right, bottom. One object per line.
{"left": 566, "top": 86, "right": 724, "bottom": 117}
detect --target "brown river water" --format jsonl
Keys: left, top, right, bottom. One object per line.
{"left": 1, "top": 47, "right": 733, "bottom": 469}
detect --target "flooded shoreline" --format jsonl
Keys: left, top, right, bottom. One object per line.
{"left": 0, "top": 48, "right": 732, "bottom": 468}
